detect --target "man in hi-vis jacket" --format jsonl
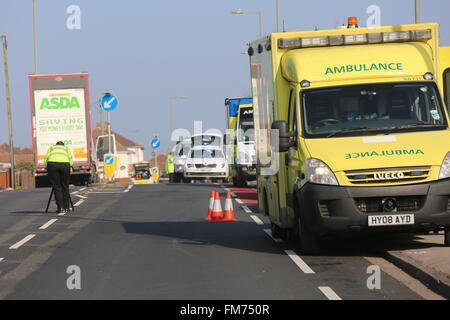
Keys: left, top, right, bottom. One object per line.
{"left": 45, "top": 141, "right": 73, "bottom": 213}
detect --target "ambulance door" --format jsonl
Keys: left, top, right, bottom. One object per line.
{"left": 286, "top": 87, "right": 299, "bottom": 217}
{"left": 443, "top": 67, "right": 450, "bottom": 113}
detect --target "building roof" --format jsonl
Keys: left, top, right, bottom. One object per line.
{"left": 92, "top": 122, "right": 143, "bottom": 152}
{"left": 0, "top": 144, "right": 34, "bottom": 164}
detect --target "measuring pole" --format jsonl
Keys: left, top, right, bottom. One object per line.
{"left": 2, "top": 34, "right": 15, "bottom": 189}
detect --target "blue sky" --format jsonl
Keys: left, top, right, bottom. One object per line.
{"left": 1, "top": 0, "right": 450, "bottom": 159}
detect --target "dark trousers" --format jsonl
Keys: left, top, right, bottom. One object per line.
{"left": 47, "top": 162, "right": 70, "bottom": 210}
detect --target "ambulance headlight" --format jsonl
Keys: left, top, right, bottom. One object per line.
{"left": 439, "top": 152, "right": 450, "bottom": 179}
{"left": 307, "top": 158, "right": 338, "bottom": 185}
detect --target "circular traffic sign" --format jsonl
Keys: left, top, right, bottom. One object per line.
{"left": 151, "top": 138, "right": 160, "bottom": 149}
{"left": 104, "top": 155, "right": 114, "bottom": 165}
{"left": 101, "top": 94, "right": 118, "bottom": 111}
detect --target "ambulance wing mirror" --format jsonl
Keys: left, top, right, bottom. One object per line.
{"left": 271, "top": 120, "right": 295, "bottom": 152}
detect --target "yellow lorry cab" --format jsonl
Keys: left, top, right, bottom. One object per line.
{"left": 248, "top": 19, "right": 450, "bottom": 254}
{"left": 224, "top": 97, "right": 256, "bottom": 186}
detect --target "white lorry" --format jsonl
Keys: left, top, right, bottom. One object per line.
{"left": 29, "top": 73, "right": 95, "bottom": 187}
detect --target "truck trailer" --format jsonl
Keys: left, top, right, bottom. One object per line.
{"left": 248, "top": 19, "right": 450, "bottom": 254}
{"left": 29, "top": 73, "right": 95, "bottom": 187}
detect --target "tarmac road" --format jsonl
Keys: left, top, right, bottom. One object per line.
{"left": 0, "top": 183, "right": 443, "bottom": 300}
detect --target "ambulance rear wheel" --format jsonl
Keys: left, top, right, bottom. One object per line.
{"left": 233, "top": 169, "right": 247, "bottom": 187}
{"left": 444, "top": 227, "right": 450, "bottom": 247}
{"left": 271, "top": 223, "right": 285, "bottom": 239}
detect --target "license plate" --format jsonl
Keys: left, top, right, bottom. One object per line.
{"left": 368, "top": 214, "right": 414, "bottom": 227}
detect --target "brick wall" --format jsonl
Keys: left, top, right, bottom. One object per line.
{"left": 0, "top": 169, "right": 11, "bottom": 189}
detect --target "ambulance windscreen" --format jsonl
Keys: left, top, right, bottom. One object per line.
{"left": 301, "top": 82, "right": 447, "bottom": 138}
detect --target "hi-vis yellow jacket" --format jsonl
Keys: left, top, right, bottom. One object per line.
{"left": 44, "top": 145, "right": 73, "bottom": 167}
{"left": 165, "top": 154, "right": 174, "bottom": 173}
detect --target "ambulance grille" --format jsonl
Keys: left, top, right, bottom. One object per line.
{"left": 355, "top": 196, "right": 424, "bottom": 214}
{"left": 345, "top": 166, "right": 431, "bottom": 185}
{"left": 195, "top": 164, "right": 216, "bottom": 169}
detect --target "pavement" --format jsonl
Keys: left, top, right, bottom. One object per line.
{"left": 383, "top": 232, "right": 450, "bottom": 298}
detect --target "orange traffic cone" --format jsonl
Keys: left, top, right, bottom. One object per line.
{"left": 223, "top": 192, "right": 237, "bottom": 222}
{"left": 206, "top": 191, "right": 215, "bottom": 220}
{"left": 211, "top": 191, "right": 224, "bottom": 222}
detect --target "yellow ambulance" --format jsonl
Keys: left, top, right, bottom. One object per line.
{"left": 248, "top": 18, "right": 450, "bottom": 254}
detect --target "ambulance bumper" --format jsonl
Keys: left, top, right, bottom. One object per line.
{"left": 296, "top": 179, "right": 450, "bottom": 234}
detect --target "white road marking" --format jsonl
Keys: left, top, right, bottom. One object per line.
{"left": 39, "top": 219, "right": 58, "bottom": 230}
{"left": 70, "top": 191, "right": 79, "bottom": 195}
{"left": 57, "top": 211, "right": 66, "bottom": 216}
{"left": 235, "top": 198, "right": 243, "bottom": 204}
{"left": 250, "top": 215, "right": 264, "bottom": 225}
{"left": 0, "top": 258, "right": 4, "bottom": 262}
{"left": 284, "top": 250, "right": 315, "bottom": 274}
{"left": 318, "top": 286, "right": 342, "bottom": 300}
{"left": 9, "top": 234, "right": 36, "bottom": 250}
{"left": 79, "top": 187, "right": 87, "bottom": 191}
{"left": 241, "top": 205, "right": 252, "bottom": 213}
{"left": 263, "top": 229, "right": 284, "bottom": 243}
{"left": 75, "top": 194, "right": 87, "bottom": 199}
{"left": 74, "top": 200, "right": 84, "bottom": 207}
{"left": 124, "top": 185, "right": 133, "bottom": 193}
{"left": 224, "top": 188, "right": 230, "bottom": 192}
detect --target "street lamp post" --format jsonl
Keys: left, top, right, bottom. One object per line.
{"left": 33, "top": 0, "right": 38, "bottom": 74}
{"left": 415, "top": 0, "right": 420, "bottom": 23}
{"left": 170, "top": 96, "right": 188, "bottom": 144}
{"left": 232, "top": 9, "right": 263, "bottom": 38}
{"left": 276, "top": 0, "right": 280, "bottom": 32}
{"left": 2, "top": 34, "right": 15, "bottom": 189}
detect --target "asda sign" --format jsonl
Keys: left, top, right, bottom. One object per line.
{"left": 40, "top": 96, "right": 81, "bottom": 110}
{"left": 33, "top": 88, "right": 88, "bottom": 165}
